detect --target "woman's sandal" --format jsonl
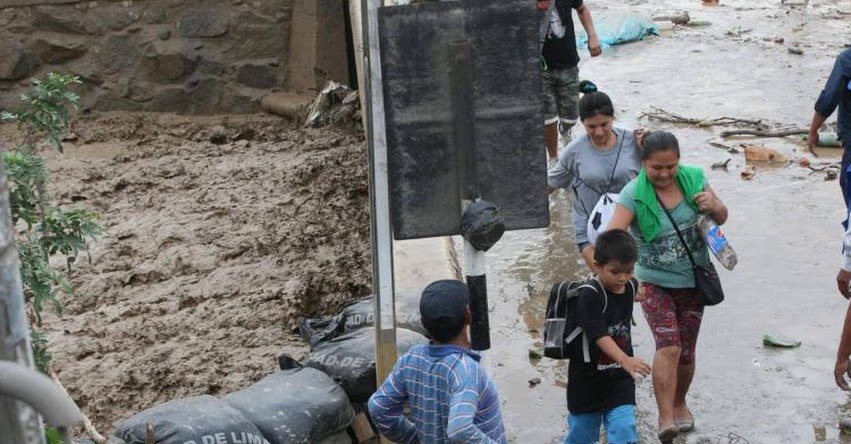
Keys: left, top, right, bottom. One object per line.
{"left": 657, "top": 425, "right": 679, "bottom": 443}
{"left": 676, "top": 410, "right": 695, "bottom": 432}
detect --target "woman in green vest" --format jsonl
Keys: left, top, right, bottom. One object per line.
{"left": 607, "top": 131, "right": 729, "bottom": 443}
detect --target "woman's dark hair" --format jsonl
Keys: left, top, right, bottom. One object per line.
{"left": 577, "top": 80, "right": 614, "bottom": 120}
{"left": 640, "top": 130, "right": 680, "bottom": 161}
{"left": 594, "top": 229, "right": 638, "bottom": 265}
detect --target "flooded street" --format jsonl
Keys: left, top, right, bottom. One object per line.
{"left": 479, "top": 0, "right": 851, "bottom": 442}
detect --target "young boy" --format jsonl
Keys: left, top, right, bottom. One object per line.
{"left": 368, "top": 280, "right": 507, "bottom": 444}
{"left": 565, "top": 229, "right": 650, "bottom": 444}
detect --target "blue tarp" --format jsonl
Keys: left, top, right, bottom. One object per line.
{"left": 576, "top": 13, "right": 659, "bottom": 48}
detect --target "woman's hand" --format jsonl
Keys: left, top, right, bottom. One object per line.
{"left": 635, "top": 283, "right": 647, "bottom": 303}
{"left": 693, "top": 190, "right": 721, "bottom": 214}
{"left": 634, "top": 128, "right": 646, "bottom": 148}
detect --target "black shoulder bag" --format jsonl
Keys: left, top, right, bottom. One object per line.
{"left": 655, "top": 194, "right": 725, "bottom": 306}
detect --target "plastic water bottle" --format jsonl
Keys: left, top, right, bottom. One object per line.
{"left": 698, "top": 215, "right": 737, "bottom": 271}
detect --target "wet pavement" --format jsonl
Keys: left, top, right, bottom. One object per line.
{"left": 478, "top": 1, "right": 851, "bottom": 442}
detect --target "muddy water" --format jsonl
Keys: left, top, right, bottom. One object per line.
{"left": 481, "top": 1, "right": 851, "bottom": 443}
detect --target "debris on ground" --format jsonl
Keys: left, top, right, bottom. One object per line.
{"left": 741, "top": 166, "right": 757, "bottom": 181}
{"left": 762, "top": 334, "right": 801, "bottom": 348}
{"left": 652, "top": 11, "right": 690, "bottom": 25}
{"left": 788, "top": 46, "right": 804, "bottom": 55}
{"left": 305, "top": 81, "right": 361, "bottom": 128}
{"left": 720, "top": 128, "right": 807, "bottom": 138}
{"left": 802, "top": 131, "right": 841, "bottom": 147}
{"left": 743, "top": 145, "right": 787, "bottom": 163}
{"left": 641, "top": 106, "right": 770, "bottom": 129}
{"left": 711, "top": 158, "right": 732, "bottom": 170}
{"left": 528, "top": 348, "right": 544, "bottom": 360}
{"left": 686, "top": 20, "right": 712, "bottom": 27}
{"left": 528, "top": 377, "right": 542, "bottom": 388}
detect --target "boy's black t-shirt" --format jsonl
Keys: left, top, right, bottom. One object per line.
{"left": 567, "top": 279, "right": 637, "bottom": 414}
{"left": 541, "top": 0, "right": 583, "bottom": 70}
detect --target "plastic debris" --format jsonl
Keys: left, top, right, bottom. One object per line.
{"left": 762, "top": 334, "right": 801, "bottom": 348}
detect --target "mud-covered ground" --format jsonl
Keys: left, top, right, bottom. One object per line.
{"left": 20, "top": 113, "right": 373, "bottom": 434}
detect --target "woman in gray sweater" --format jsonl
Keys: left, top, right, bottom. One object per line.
{"left": 548, "top": 85, "right": 642, "bottom": 271}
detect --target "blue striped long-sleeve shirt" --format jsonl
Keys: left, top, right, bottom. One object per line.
{"left": 367, "top": 344, "right": 507, "bottom": 444}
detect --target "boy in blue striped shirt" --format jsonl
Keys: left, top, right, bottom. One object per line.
{"left": 368, "top": 280, "right": 507, "bottom": 444}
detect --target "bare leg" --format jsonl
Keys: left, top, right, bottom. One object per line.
{"left": 546, "top": 122, "right": 559, "bottom": 159}
{"left": 674, "top": 363, "right": 696, "bottom": 422}
{"left": 652, "top": 346, "right": 681, "bottom": 429}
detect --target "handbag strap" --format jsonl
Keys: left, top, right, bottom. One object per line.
{"left": 654, "top": 192, "right": 698, "bottom": 268}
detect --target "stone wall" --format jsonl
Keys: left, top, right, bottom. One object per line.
{"left": 0, "top": 0, "right": 352, "bottom": 114}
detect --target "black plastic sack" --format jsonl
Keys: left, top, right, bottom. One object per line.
{"left": 115, "top": 395, "right": 269, "bottom": 444}
{"left": 305, "top": 327, "right": 427, "bottom": 403}
{"left": 223, "top": 367, "right": 354, "bottom": 444}
{"left": 459, "top": 200, "right": 505, "bottom": 252}
{"left": 298, "top": 291, "right": 427, "bottom": 348}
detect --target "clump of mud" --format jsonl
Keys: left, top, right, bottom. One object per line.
{"left": 35, "top": 112, "right": 371, "bottom": 433}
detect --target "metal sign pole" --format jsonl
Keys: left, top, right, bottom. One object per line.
{"left": 0, "top": 146, "right": 45, "bottom": 444}
{"left": 362, "top": 0, "right": 398, "bottom": 409}
{"left": 449, "top": 40, "right": 490, "bottom": 352}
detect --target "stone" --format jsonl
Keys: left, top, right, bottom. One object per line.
{"left": 149, "top": 88, "right": 191, "bottom": 113}
{"left": 228, "top": 92, "right": 261, "bottom": 114}
{"left": 0, "top": 46, "right": 37, "bottom": 81}
{"left": 142, "top": 9, "right": 169, "bottom": 25}
{"left": 157, "top": 29, "right": 172, "bottom": 41}
{"left": 1, "top": 8, "right": 34, "bottom": 34}
{"left": 197, "top": 59, "right": 225, "bottom": 76}
{"left": 177, "top": 10, "right": 229, "bottom": 38}
{"left": 99, "top": 35, "right": 139, "bottom": 74}
{"left": 140, "top": 46, "right": 197, "bottom": 83}
{"left": 232, "top": 23, "right": 285, "bottom": 59}
{"left": 188, "top": 77, "right": 224, "bottom": 114}
{"left": 29, "top": 35, "right": 88, "bottom": 64}
{"left": 235, "top": 62, "right": 281, "bottom": 89}
{"left": 33, "top": 6, "right": 87, "bottom": 35}
{"left": 84, "top": 6, "right": 140, "bottom": 34}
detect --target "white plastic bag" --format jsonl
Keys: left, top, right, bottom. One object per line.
{"left": 587, "top": 192, "right": 618, "bottom": 246}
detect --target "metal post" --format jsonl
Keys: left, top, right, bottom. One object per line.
{"left": 362, "top": 0, "right": 397, "bottom": 410}
{"left": 450, "top": 40, "right": 490, "bottom": 351}
{"left": 0, "top": 145, "right": 45, "bottom": 444}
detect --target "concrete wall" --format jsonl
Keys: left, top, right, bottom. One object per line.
{"left": 0, "top": 0, "right": 352, "bottom": 114}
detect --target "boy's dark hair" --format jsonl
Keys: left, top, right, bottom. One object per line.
{"left": 594, "top": 229, "right": 638, "bottom": 265}
{"left": 640, "top": 130, "right": 680, "bottom": 161}
{"left": 425, "top": 317, "right": 466, "bottom": 342}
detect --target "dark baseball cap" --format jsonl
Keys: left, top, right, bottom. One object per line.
{"left": 419, "top": 280, "right": 470, "bottom": 339}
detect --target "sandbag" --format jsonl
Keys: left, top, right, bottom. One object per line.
{"left": 576, "top": 13, "right": 659, "bottom": 48}
{"left": 115, "top": 396, "right": 269, "bottom": 444}
{"left": 223, "top": 367, "right": 354, "bottom": 444}
{"left": 459, "top": 200, "right": 505, "bottom": 252}
{"left": 305, "top": 327, "right": 428, "bottom": 403}
{"left": 298, "top": 291, "right": 426, "bottom": 348}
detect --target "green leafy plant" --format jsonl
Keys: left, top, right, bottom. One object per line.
{"left": 1, "top": 73, "right": 100, "bottom": 372}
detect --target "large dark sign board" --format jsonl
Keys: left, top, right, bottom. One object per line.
{"left": 379, "top": 0, "right": 549, "bottom": 240}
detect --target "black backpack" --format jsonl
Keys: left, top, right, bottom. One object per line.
{"left": 543, "top": 278, "right": 637, "bottom": 361}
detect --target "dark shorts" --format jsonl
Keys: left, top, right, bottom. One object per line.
{"left": 541, "top": 66, "right": 579, "bottom": 126}
{"left": 640, "top": 283, "right": 704, "bottom": 366}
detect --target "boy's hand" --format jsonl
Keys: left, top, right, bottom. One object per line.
{"left": 835, "top": 357, "right": 851, "bottom": 390}
{"left": 621, "top": 356, "right": 651, "bottom": 380}
{"left": 587, "top": 35, "right": 602, "bottom": 57}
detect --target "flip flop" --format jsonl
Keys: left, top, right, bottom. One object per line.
{"left": 676, "top": 410, "right": 695, "bottom": 432}
{"left": 676, "top": 418, "right": 695, "bottom": 433}
{"left": 657, "top": 425, "right": 679, "bottom": 443}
